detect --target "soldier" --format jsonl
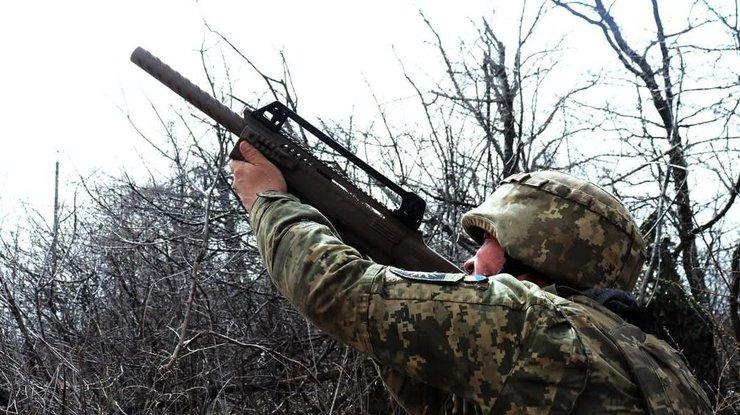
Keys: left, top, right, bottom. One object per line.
{"left": 231, "top": 141, "right": 711, "bottom": 414}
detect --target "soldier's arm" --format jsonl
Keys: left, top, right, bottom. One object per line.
{"left": 250, "top": 191, "right": 380, "bottom": 352}
{"left": 250, "top": 192, "right": 585, "bottom": 408}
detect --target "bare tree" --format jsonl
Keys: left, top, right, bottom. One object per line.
{"left": 0, "top": 3, "right": 737, "bottom": 412}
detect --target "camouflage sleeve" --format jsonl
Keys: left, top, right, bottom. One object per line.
{"left": 250, "top": 190, "right": 379, "bottom": 353}
{"left": 250, "top": 191, "right": 584, "bottom": 410}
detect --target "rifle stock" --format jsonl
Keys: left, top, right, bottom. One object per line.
{"left": 130, "top": 47, "right": 460, "bottom": 273}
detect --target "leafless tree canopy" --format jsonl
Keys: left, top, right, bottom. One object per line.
{"left": 0, "top": 1, "right": 738, "bottom": 413}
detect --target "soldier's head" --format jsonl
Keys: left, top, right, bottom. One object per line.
{"left": 460, "top": 171, "right": 646, "bottom": 291}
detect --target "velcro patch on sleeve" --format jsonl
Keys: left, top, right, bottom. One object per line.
{"left": 387, "top": 267, "right": 465, "bottom": 284}
{"left": 463, "top": 274, "right": 489, "bottom": 283}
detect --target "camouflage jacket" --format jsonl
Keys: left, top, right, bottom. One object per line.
{"left": 250, "top": 191, "right": 711, "bottom": 414}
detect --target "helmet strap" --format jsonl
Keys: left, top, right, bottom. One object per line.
{"left": 501, "top": 253, "right": 540, "bottom": 278}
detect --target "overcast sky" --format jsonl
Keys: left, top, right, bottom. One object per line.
{"left": 0, "top": 0, "right": 695, "bottom": 224}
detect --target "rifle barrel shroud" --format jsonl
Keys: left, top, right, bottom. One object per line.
{"left": 130, "top": 47, "right": 460, "bottom": 273}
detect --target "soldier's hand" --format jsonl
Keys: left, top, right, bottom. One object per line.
{"left": 230, "top": 141, "right": 287, "bottom": 212}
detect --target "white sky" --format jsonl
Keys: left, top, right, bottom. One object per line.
{"left": 0, "top": 0, "right": 500, "bottom": 218}
{"left": 0, "top": 0, "right": 727, "bottom": 226}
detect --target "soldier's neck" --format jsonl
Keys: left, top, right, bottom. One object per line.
{"left": 516, "top": 273, "right": 552, "bottom": 288}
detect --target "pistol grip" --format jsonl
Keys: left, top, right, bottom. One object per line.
{"left": 229, "top": 138, "right": 247, "bottom": 161}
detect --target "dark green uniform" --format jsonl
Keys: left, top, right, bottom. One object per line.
{"left": 250, "top": 191, "right": 711, "bottom": 414}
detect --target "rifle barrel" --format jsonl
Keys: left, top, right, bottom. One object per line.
{"left": 130, "top": 47, "right": 246, "bottom": 134}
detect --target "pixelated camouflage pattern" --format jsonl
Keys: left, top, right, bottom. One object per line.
{"left": 556, "top": 293, "right": 712, "bottom": 414}
{"left": 250, "top": 191, "right": 709, "bottom": 414}
{"left": 461, "top": 171, "right": 647, "bottom": 291}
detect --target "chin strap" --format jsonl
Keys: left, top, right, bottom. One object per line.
{"left": 500, "top": 253, "right": 537, "bottom": 277}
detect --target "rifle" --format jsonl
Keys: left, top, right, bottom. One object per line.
{"left": 130, "top": 47, "right": 460, "bottom": 273}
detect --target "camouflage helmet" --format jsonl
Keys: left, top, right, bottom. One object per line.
{"left": 461, "top": 171, "right": 646, "bottom": 290}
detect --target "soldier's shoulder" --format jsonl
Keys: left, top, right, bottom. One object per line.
{"left": 561, "top": 296, "right": 713, "bottom": 412}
